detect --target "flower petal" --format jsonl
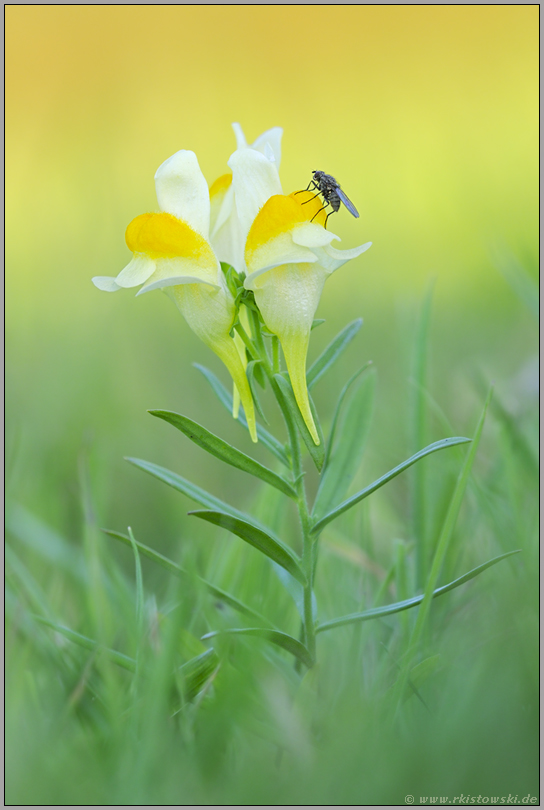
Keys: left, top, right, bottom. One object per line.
{"left": 232, "top": 122, "right": 248, "bottom": 150}
{"left": 249, "top": 126, "right": 283, "bottom": 167}
{"left": 154, "top": 150, "right": 210, "bottom": 239}
{"left": 169, "top": 282, "right": 257, "bottom": 442}
{"left": 137, "top": 257, "right": 219, "bottom": 295}
{"left": 244, "top": 194, "right": 329, "bottom": 277}
{"left": 246, "top": 262, "right": 327, "bottom": 445}
{"left": 114, "top": 254, "right": 157, "bottom": 288}
{"left": 92, "top": 276, "right": 121, "bottom": 292}
{"left": 228, "top": 149, "right": 282, "bottom": 241}
{"left": 231, "top": 122, "right": 283, "bottom": 167}
{"left": 232, "top": 305, "right": 251, "bottom": 419}
{"left": 245, "top": 241, "right": 318, "bottom": 286}
{"left": 292, "top": 222, "right": 339, "bottom": 249}
{"left": 311, "top": 241, "right": 373, "bottom": 273}
{"left": 210, "top": 201, "right": 246, "bottom": 274}
{"left": 209, "top": 174, "right": 233, "bottom": 236}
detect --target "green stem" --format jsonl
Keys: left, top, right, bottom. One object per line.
{"left": 247, "top": 308, "right": 269, "bottom": 364}
{"left": 233, "top": 322, "right": 259, "bottom": 360}
{"left": 270, "top": 368, "right": 316, "bottom": 666}
{"left": 250, "top": 312, "right": 317, "bottom": 667}
{"left": 272, "top": 336, "right": 281, "bottom": 374}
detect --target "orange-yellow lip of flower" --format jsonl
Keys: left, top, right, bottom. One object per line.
{"left": 245, "top": 192, "right": 328, "bottom": 258}
{"left": 125, "top": 212, "right": 215, "bottom": 261}
{"left": 288, "top": 190, "right": 328, "bottom": 227}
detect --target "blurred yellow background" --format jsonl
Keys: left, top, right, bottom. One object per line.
{"left": 7, "top": 5, "right": 538, "bottom": 308}
{"left": 6, "top": 6, "right": 538, "bottom": 533}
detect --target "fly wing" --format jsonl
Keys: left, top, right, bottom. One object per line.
{"left": 337, "top": 188, "right": 360, "bottom": 218}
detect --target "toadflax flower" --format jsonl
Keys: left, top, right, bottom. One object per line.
{"left": 208, "top": 123, "right": 283, "bottom": 276}
{"left": 207, "top": 124, "right": 283, "bottom": 417}
{"left": 244, "top": 187, "right": 371, "bottom": 444}
{"left": 92, "top": 149, "right": 258, "bottom": 442}
{"left": 212, "top": 132, "right": 371, "bottom": 446}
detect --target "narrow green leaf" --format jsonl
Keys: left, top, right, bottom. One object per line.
{"left": 193, "top": 363, "right": 289, "bottom": 466}
{"left": 316, "top": 550, "right": 521, "bottom": 633}
{"left": 103, "top": 528, "right": 274, "bottom": 627}
{"left": 127, "top": 457, "right": 279, "bottom": 534}
{"left": 202, "top": 628, "right": 314, "bottom": 668}
{"left": 149, "top": 411, "right": 296, "bottom": 500}
{"left": 274, "top": 373, "right": 325, "bottom": 472}
{"left": 307, "top": 318, "right": 363, "bottom": 389}
{"left": 189, "top": 510, "right": 307, "bottom": 586}
{"left": 314, "top": 365, "right": 375, "bottom": 518}
{"left": 311, "top": 319, "right": 326, "bottom": 331}
{"left": 312, "top": 437, "right": 471, "bottom": 535}
{"left": 126, "top": 457, "right": 251, "bottom": 522}
{"left": 35, "top": 615, "right": 136, "bottom": 672}
{"left": 246, "top": 361, "right": 269, "bottom": 423}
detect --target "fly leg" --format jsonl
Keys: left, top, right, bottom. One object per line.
{"left": 310, "top": 203, "right": 329, "bottom": 222}
{"left": 300, "top": 193, "right": 321, "bottom": 205}
{"left": 295, "top": 180, "right": 319, "bottom": 196}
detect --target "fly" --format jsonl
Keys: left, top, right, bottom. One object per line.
{"left": 296, "top": 170, "right": 360, "bottom": 226}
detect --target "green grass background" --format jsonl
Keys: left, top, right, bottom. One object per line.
{"left": 6, "top": 6, "right": 538, "bottom": 805}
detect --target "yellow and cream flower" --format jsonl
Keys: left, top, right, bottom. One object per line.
{"left": 92, "top": 149, "right": 257, "bottom": 441}
{"left": 243, "top": 185, "right": 372, "bottom": 446}
{"left": 208, "top": 124, "right": 284, "bottom": 416}
{"left": 209, "top": 123, "right": 283, "bottom": 275}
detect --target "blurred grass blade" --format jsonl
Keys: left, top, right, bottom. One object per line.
{"left": 193, "top": 362, "right": 233, "bottom": 410}
{"left": 312, "top": 436, "right": 471, "bottom": 534}
{"left": 35, "top": 616, "right": 136, "bottom": 672}
{"left": 6, "top": 504, "right": 86, "bottom": 582}
{"left": 323, "top": 362, "right": 373, "bottom": 468}
{"left": 316, "top": 549, "right": 521, "bottom": 633}
{"left": 307, "top": 318, "right": 363, "bottom": 389}
{"left": 473, "top": 371, "right": 538, "bottom": 475}
{"left": 492, "top": 250, "right": 539, "bottom": 320}
{"left": 274, "top": 373, "right": 325, "bottom": 472}
{"left": 202, "top": 628, "right": 314, "bottom": 668}
{"left": 103, "top": 529, "right": 275, "bottom": 627}
{"left": 408, "top": 654, "right": 441, "bottom": 694}
{"left": 188, "top": 510, "right": 307, "bottom": 586}
{"left": 6, "top": 545, "right": 56, "bottom": 620}
{"left": 127, "top": 527, "right": 144, "bottom": 635}
{"left": 411, "top": 281, "right": 434, "bottom": 587}
{"left": 177, "top": 648, "right": 220, "bottom": 702}
{"left": 405, "top": 388, "right": 494, "bottom": 658}
{"left": 149, "top": 411, "right": 296, "bottom": 500}
{"left": 314, "top": 365, "right": 375, "bottom": 518}
{"left": 193, "top": 363, "right": 289, "bottom": 466}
